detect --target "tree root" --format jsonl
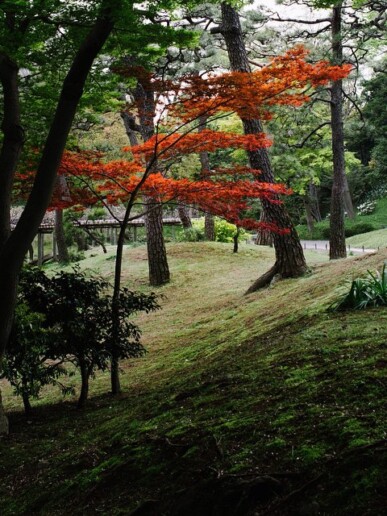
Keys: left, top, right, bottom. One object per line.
{"left": 245, "top": 264, "right": 279, "bottom": 294}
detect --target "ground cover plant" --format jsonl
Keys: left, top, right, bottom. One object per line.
{"left": 330, "top": 263, "right": 387, "bottom": 311}
{"left": 0, "top": 242, "right": 386, "bottom": 515}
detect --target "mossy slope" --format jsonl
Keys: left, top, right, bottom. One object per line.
{"left": 0, "top": 243, "right": 386, "bottom": 515}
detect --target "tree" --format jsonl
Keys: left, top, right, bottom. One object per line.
{"left": 0, "top": 0, "right": 120, "bottom": 431}
{"left": 259, "top": 0, "right": 385, "bottom": 255}
{"left": 329, "top": 1, "right": 347, "bottom": 258}
{"left": 63, "top": 47, "right": 351, "bottom": 248}
{"left": 213, "top": 3, "right": 308, "bottom": 291}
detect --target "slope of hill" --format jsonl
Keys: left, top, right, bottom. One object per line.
{"left": 0, "top": 243, "right": 386, "bottom": 515}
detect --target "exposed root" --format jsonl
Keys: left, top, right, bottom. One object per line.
{"left": 245, "top": 264, "right": 279, "bottom": 294}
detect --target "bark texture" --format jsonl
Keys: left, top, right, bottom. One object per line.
{"left": 132, "top": 79, "right": 170, "bottom": 286}
{"left": 0, "top": 53, "right": 23, "bottom": 250}
{"left": 145, "top": 200, "right": 170, "bottom": 285}
{"left": 329, "top": 3, "right": 347, "bottom": 259}
{"left": 199, "top": 116, "right": 216, "bottom": 241}
{"left": 178, "top": 204, "right": 192, "bottom": 229}
{"left": 55, "top": 209, "right": 70, "bottom": 263}
{"left": 220, "top": 4, "right": 307, "bottom": 292}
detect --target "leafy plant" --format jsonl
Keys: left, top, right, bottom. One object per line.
{"left": 330, "top": 264, "right": 387, "bottom": 311}
{"left": 0, "top": 304, "right": 70, "bottom": 416}
{"left": 18, "top": 267, "right": 159, "bottom": 408}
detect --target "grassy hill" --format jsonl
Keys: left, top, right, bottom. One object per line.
{"left": 297, "top": 197, "right": 387, "bottom": 242}
{"left": 346, "top": 228, "right": 387, "bottom": 250}
{"left": 0, "top": 243, "right": 386, "bottom": 515}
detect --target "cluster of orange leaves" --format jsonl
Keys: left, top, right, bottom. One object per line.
{"left": 16, "top": 47, "right": 351, "bottom": 232}
{"left": 151, "top": 46, "right": 352, "bottom": 121}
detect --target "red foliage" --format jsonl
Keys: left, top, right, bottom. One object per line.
{"left": 15, "top": 47, "right": 351, "bottom": 233}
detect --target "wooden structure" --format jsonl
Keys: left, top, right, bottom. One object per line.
{"left": 21, "top": 217, "right": 184, "bottom": 266}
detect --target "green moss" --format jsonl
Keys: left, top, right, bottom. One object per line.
{"left": 1, "top": 243, "right": 387, "bottom": 515}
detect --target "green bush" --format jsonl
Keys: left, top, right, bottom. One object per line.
{"left": 177, "top": 226, "right": 204, "bottom": 242}
{"left": 330, "top": 264, "right": 387, "bottom": 311}
{"left": 7, "top": 267, "right": 160, "bottom": 410}
{"left": 321, "top": 222, "right": 376, "bottom": 239}
{"left": 1, "top": 304, "right": 69, "bottom": 415}
{"left": 345, "top": 223, "right": 376, "bottom": 237}
{"left": 177, "top": 218, "right": 246, "bottom": 243}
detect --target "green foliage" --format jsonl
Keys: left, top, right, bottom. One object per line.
{"left": 177, "top": 226, "right": 204, "bottom": 242}
{"left": 330, "top": 264, "right": 387, "bottom": 311}
{"left": 183, "top": 217, "right": 246, "bottom": 243}
{"left": 321, "top": 222, "right": 376, "bottom": 239}
{"left": 0, "top": 304, "right": 69, "bottom": 413}
{"left": 16, "top": 267, "right": 159, "bottom": 407}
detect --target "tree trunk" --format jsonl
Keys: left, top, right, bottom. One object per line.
{"left": 220, "top": 4, "right": 307, "bottom": 292}
{"left": 111, "top": 354, "right": 121, "bottom": 395}
{"left": 205, "top": 213, "right": 215, "bottom": 241}
{"left": 329, "top": 3, "right": 347, "bottom": 259}
{"left": 121, "top": 110, "right": 140, "bottom": 146}
{"left": 198, "top": 115, "right": 216, "bottom": 241}
{"left": 0, "top": 391, "right": 9, "bottom": 434}
{"left": 343, "top": 175, "right": 355, "bottom": 219}
{"left": 55, "top": 209, "right": 70, "bottom": 263}
{"left": 78, "top": 362, "right": 90, "bottom": 409}
{"left": 0, "top": 53, "right": 24, "bottom": 251}
{"left": 132, "top": 80, "right": 170, "bottom": 286}
{"left": 145, "top": 199, "right": 170, "bottom": 285}
{"left": 255, "top": 210, "right": 274, "bottom": 245}
{"left": 304, "top": 198, "right": 315, "bottom": 233}
{"left": 0, "top": 6, "right": 115, "bottom": 432}
{"left": 309, "top": 183, "right": 322, "bottom": 222}
{"left": 178, "top": 204, "right": 192, "bottom": 229}
{"left": 22, "top": 392, "right": 32, "bottom": 417}
{"left": 233, "top": 227, "right": 240, "bottom": 253}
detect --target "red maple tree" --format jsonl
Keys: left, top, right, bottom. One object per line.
{"left": 17, "top": 46, "right": 351, "bottom": 234}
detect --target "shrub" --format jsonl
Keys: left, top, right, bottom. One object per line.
{"left": 357, "top": 201, "right": 376, "bottom": 215}
{"left": 178, "top": 218, "right": 246, "bottom": 243}
{"left": 1, "top": 304, "right": 70, "bottom": 415}
{"left": 321, "top": 222, "right": 376, "bottom": 239}
{"left": 345, "top": 223, "right": 376, "bottom": 237}
{"left": 177, "top": 226, "right": 204, "bottom": 242}
{"left": 17, "top": 267, "right": 159, "bottom": 408}
{"left": 330, "top": 264, "right": 387, "bottom": 311}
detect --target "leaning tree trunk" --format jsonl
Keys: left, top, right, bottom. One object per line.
{"left": 329, "top": 3, "right": 347, "bottom": 259}
{"left": 219, "top": 4, "right": 306, "bottom": 292}
{"left": 198, "top": 116, "right": 216, "bottom": 241}
{"left": 0, "top": 7, "right": 115, "bottom": 433}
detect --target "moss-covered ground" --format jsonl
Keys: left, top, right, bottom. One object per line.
{"left": 0, "top": 242, "right": 386, "bottom": 515}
